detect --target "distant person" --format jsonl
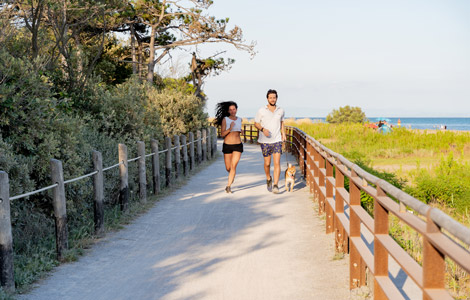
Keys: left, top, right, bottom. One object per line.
{"left": 254, "top": 89, "right": 286, "bottom": 194}
{"left": 214, "top": 101, "right": 243, "bottom": 193}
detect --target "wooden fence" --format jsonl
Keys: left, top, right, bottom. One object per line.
{"left": 0, "top": 127, "right": 218, "bottom": 292}
{"left": 286, "top": 126, "right": 470, "bottom": 300}
{"left": 217, "top": 123, "right": 259, "bottom": 143}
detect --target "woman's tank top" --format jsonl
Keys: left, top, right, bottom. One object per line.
{"left": 225, "top": 117, "right": 242, "bottom": 132}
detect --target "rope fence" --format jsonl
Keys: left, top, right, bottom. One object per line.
{"left": 0, "top": 127, "right": 218, "bottom": 292}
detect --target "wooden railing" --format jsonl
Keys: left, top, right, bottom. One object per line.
{"left": 0, "top": 127, "right": 218, "bottom": 292}
{"left": 286, "top": 126, "right": 470, "bottom": 300}
{"left": 217, "top": 123, "right": 259, "bottom": 143}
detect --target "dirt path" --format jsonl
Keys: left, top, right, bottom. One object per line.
{"left": 20, "top": 141, "right": 349, "bottom": 300}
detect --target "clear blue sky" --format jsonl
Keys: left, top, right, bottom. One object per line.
{"left": 173, "top": 0, "right": 470, "bottom": 118}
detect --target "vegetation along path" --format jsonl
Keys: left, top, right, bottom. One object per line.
{"left": 20, "top": 141, "right": 349, "bottom": 300}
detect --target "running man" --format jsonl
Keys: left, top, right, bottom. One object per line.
{"left": 254, "top": 89, "right": 286, "bottom": 193}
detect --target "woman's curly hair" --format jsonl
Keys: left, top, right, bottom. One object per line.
{"left": 213, "top": 101, "right": 238, "bottom": 126}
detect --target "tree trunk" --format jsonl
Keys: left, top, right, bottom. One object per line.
{"left": 146, "top": 25, "right": 156, "bottom": 83}
{"left": 130, "top": 24, "right": 137, "bottom": 75}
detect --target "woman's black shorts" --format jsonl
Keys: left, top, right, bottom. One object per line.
{"left": 222, "top": 143, "right": 243, "bottom": 154}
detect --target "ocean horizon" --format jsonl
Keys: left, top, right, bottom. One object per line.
{"left": 242, "top": 117, "right": 470, "bottom": 131}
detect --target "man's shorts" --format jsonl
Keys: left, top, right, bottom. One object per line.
{"left": 260, "top": 141, "right": 283, "bottom": 157}
{"left": 222, "top": 143, "right": 244, "bottom": 154}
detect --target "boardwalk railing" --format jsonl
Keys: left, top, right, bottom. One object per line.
{"left": 217, "top": 123, "right": 259, "bottom": 143}
{"left": 0, "top": 127, "right": 218, "bottom": 292}
{"left": 286, "top": 126, "right": 470, "bottom": 300}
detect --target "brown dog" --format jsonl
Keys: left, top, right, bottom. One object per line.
{"left": 285, "top": 163, "right": 296, "bottom": 192}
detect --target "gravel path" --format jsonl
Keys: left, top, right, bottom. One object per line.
{"left": 20, "top": 141, "right": 349, "bottom": 300}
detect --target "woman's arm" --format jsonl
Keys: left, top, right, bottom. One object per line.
{"left": 221, "top": 118, "right": 233, "bottom": 137}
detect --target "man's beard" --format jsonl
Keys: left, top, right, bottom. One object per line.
{"left": 268, "top": 101, "right": 276, "bottom": 107}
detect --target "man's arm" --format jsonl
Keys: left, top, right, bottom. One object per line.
{"left": 281, "top": 121, "right": 286, "bottom": 141}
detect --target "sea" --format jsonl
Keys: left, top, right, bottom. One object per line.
{"left": 290, "top": 117, "right": 470, "bottom": 131}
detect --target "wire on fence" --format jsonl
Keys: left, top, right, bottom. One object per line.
{"left": 64, "top": 171, "right": 98, "bottom": 185}
{"left": 145, "top": 153, "right": 155, "bottom": 158}
{"left": 10, "top": 183, "right": 59, "bottom": 201}
{"left": 127, "top": 156, "right": 141, "bottom": 163}
{"left": 103, "top": 161, "right": 123, "bottom": 172}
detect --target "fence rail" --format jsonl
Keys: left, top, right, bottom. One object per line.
{"left": 285, "top": 126, "right": 470, "bottom": 300}
{"left": 0, "top": 127, "right": 218, "bottom": 293}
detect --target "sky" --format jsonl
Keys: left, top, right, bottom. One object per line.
{"left": 163, "top": 0, "right": 470, "bottom": 118}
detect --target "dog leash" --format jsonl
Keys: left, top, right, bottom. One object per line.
{"left": 284, "top": 141, "right": 289, "bottom": 168}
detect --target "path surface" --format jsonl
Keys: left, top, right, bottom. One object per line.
{"left": 21, "top": 141, "right": 349, "bottom": 300}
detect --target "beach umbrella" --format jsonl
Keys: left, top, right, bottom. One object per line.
{"left": 375, "top": 117, "right": 391, "bottom": 122}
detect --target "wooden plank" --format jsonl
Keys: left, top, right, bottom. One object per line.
{"left": 350, "top": 205, "right": 374, "bottom": 233}
{"left": 427, "top": 232, "right": 470, "bottom": 274}
{"left": 376, "top": 234, "right": 423, "bottom": 288}
{"left": 336, "top": 187, "right": 350, "bottom": 205}
{"left": 326, "top": 176, "right": 335, "bottom": 187}
{"left": 423, "top": 289, "right": 454, "bottom": 300}
{"left": 350, "top": 237, "right": 374, "bottom": 273}
{"left": 337, "top": 213, "right": 350, "bottom": 236}
{"left": 377, "top": 196, "right": 427, "bottom": 235}
{"left": 375, "top": 276, "right": 406, "bottom": 300}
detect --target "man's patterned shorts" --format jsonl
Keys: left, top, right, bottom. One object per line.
{"left": 260, "top": 141, "right": 283, "bottom": 157}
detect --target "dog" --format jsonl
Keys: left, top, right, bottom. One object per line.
{"left": 285, "top": 163, "right": 296, "bottom": 192}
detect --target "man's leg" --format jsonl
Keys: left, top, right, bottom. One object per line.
{"left": 263, "top": 155, "right": 272, "bottom": 180}
{"left": 272, "top": 152, "right": 281, "bottom": 185}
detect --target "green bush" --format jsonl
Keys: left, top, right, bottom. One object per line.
{"left": 326, "top": 105, "right": 367, "bottom": 124}
{"left": 409, "top": 153, "right": 470, "bottom": 213}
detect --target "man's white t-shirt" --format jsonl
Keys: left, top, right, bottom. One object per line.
{"left": 255, "top": 105, "right": 285, "bottom": 144}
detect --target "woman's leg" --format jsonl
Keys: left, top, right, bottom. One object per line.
{"left": 224, "top": 153, "right": 232, "bottom": 172}
{"left": 227, "top": 151, "right": 242, "bottom": 187}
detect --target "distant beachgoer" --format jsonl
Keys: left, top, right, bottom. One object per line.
{"left": 213, "top": 101, "right": 243, "bottom": 194}
{"left": 254, "top": 89, "right": 286, "bottom": 194}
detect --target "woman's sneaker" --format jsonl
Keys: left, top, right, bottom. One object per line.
{"left": 266, "top": 177, "right": 272, "bottom": 191}
{"left": 273, "top": 184, "right": 279, "bottom": 194}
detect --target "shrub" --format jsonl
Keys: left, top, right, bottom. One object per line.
{"left": 326, "top": 105, "right": 367, "bottom": 124}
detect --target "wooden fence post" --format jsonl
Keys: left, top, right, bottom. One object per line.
{"left": 202, "top": 129, "right": 207, "bottom": 162}
{"left": 118, "top": 144, "right": 129, "bottom": 211}
{"left": 207, "top": 129, "right": 212, "bottom": 160}
{"left": 197, "top": 130, "right": 202, "bottom": 164}
{"left": 334, "top": 163, "right": 348, "bottom": 254}
{"left": 151, "top": 139, "right": 160, "bottom": 195}
{"left": 423, "top": 209, "right": 446, "bottom": 300}
{"left": 137, "top": 141, "right": 147, "bottom": 203}
{"left": 181, "top": 135, "right": 189, "bottom": 176}
{"left": 349, "top": 171, "right": 366, "bottom": 289}
{"left": 174, "top": 135, "right": 181, "bottom": 179}
{"left": 165, "top": 137, "right": 172, "bottom": 187}
{"left": 325, "top": 155, "right": 334, "bottom": 234}
{"left": 92, "top": 151, "right": 104, "bottom": 236}
{"left": 373, "top": 186, "right": 389, "bottom": 299}
{"left": 0, "top": 172, "right": 15, "bottom": 292}
{"left": 189, "top": 132, "right": 195, "bottom": 171}
{"left": 212, "top": 127, "right": 217, "bottom": 157}
{"left": 50, "top": 159, "right": 68, "bottom": 262}
{"left": 243, "top": 124, "right": 247, "bottom": 143}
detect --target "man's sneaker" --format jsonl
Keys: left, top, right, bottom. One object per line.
{"left": 225, "top": 186, "right": 232, "bottom": 193}
{"left": 273, "top": 184, "right": 279, "bottom": 194}
{"left": 266, "top": 177, "right": 272, "bottom": 191}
